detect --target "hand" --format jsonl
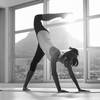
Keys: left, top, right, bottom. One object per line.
{"left": 79, "top": 89, "right": 90, "bottom": 93}
{"left": 58, "top": 90, "right": 69, "bottom": 93}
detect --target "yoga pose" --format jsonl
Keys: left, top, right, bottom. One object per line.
{"left": 23, "top": 13, "right": 89, "bottom": 93}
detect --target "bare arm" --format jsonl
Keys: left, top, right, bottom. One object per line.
{"left": 64, "top": 62, "right": 90, "bottom": 92}
{"left": 51, "top": 59, "right": 61, "bottom": 91}
{"left": 51, "top": 59, "right": 69, "bottom": 93}
{"left": 64, "top": 61, "right": 81, "bottom": 91}
{"left": 50, "top": 49, "right": 68, "bottom": 93}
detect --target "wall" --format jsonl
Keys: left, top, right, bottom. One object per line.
{"left": 0, "top": 8, "right": 5, "bottom": 82}
{"left": 0, "top": 0, "right": 36, "bottom": 7}
{"left": 6, "top": 0, "right": 36, "bottom": 7}
{"left": 0, "top": 0, "right": 7, "bottom": 7}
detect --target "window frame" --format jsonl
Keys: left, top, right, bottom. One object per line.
{"left": 13, "top": 0, "right": 85, "bottom": 83}
{"left": 12, "top": 0, "right": 100, "bottom": 83}
{"left": 86, "top": 0, "right": 100, "bottom": 83}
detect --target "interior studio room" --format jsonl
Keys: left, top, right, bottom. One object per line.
{"left": 1, "top": 0, "right": 100, "bottom": 100}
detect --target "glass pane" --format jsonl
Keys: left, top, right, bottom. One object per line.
{"left": 15, "top": 3, "right": 43, "bottom": 31}
{"left": 49, "top": 0, "right": 83, "bottom": 22}
{"left": 89, "top": 0, "right": 100, "bottom": 15}
{"left": 13, "top": 58, "right": 44, "bottom": 82}
{"left": 88, "top": 49, "right": 100, "bottom": 81}
{"left": 89, "top": 18, "right": 100, "bottom": 47}
{"left": 49, "top": 22, "right": 83, "bottom": 50}
{"left": 48, "top": 23, "right": 84, "bottom": 80}
{"left": 15, "top": 31, "right": 37, "bottom": 57}
{"left": 14, "top": 31, "right": 44, "bottom": 82}
{"left": 15, "top": 32, "right": 29, "bottom": 43}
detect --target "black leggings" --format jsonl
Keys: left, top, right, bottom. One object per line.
{"left": 29, "top": 44, "right": 44, "bottom": 71}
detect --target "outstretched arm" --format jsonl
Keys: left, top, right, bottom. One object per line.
{"left": 51, "top": 59, "right": 61, "bottom": 92}
{"left": 64, "top": 62, "right": 81, "bottom": 91}
{"left": 50, "top": 48, "right": 69, "bottom": 93}
{"left": 51, "top": 59, "right": 69, "bottom": 93}
{"left": 64, "top": 61, "right": 89, "bottom": 92}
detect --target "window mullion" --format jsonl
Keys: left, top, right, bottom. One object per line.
{"left": 15, "top": 28, "right": 34, "bottom": 34}
{"left": 83, "top": 0, "right": 89, "bottom": 82}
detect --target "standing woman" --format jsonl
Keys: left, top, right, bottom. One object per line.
{"left": 23, "top": 13, "right": 89, "bottom": 93}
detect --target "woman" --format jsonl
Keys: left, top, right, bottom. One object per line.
{"left": 23, "top": 13, "right": 89, "bottom": 93}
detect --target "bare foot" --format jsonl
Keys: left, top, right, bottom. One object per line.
{"left": 58, "top": 90, "right": 69, "bottom": 93}
{"left": 23, "top": 88, "right": 31, "bottom": 91}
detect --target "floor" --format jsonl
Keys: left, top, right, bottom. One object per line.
{"left": 0, "top": 87, "right": 100, "bottom": 100}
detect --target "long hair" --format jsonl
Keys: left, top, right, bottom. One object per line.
{"left": 62, "top": 47, "right": 79, "bottom": 67}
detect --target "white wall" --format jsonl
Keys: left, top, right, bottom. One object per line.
{"left": 0, "top": 0, "right": 36, "bottom": 7}
{"left": 0, "top": 0, "right": 7, "bottom": 7}
{"left": 6, "top": 0, "right": 35, "bottom": 7}
{"left": 0, "top": 8, "right": 5, "bottom": 82}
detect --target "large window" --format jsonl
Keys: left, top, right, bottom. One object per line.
{"left": 13, "top": 0, "right": 100, "bottom": 83}
{"left": 88, "top": 0, "right": 100, "bottom": 82}
{"left": 14, "top": 2, "right": 44, "bottom": 82}
{"left": 48, "top": 0, "right": 84, "bottom": 80}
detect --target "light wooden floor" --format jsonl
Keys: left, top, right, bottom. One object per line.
{"left": 0, "top": 88, "right": 100, "bottom": 100}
